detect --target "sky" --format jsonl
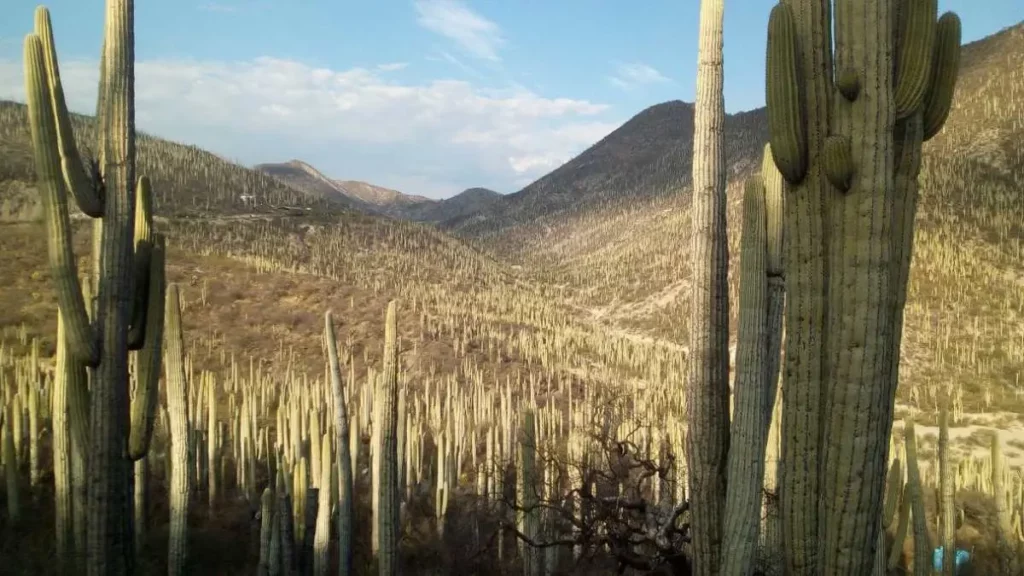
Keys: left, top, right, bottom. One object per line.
{"left": 0, "top": 1, "right": 1020, "bottom": 199}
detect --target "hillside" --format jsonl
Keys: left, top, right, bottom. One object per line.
{"left": 335, "top": 179, "right": 433, "bottom": 213}
{"left": 482, "top": 22, "right": 1024, "bottom": 414}
{"left": 450, "top": 22, "right": 1024, "bottom": 259}
{"left": 253, "top": 159, "right": 352, "bottom": 203}
{"left": 256, "top": 159, "right": 502, "bottom": 223}
{"left": 445, "top": 100, "right": 767, "bottom": 242}
{"left": 0, "top": 102, "right": 349, "bottom": 220}
{"left": 410, "top": 186, "right": 503, "bottom": 224}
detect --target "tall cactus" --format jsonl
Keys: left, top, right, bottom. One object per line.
{"left": 763, "top": 0, "right": 961, "bottom": 572}
{"left": 685, "top": 0, "right": 730, "bottom": 572}
{"left": 376, "top": 301, "right": 400, "bottom": 575}
{"left": 325, "top": 311, "right": 354, "bottom": 576}
{"left": 24, "top": 2, "right": 167, "bottom": 573}
{"left": 938, "top": 393, "right": 955, "bottom": 576}
{"left": 165, "top": 284, "right": 191, "bottom": 576}
{"left": 720, "top": 158, "right": 780, "bottom": 574}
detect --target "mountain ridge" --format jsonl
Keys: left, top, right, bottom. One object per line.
{"left": 255, "top": 159, "right": 503, "bottom": 223}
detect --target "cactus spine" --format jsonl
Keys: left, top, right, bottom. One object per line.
{"left": 686, "top": 0, "right": 729, "bottom": 572}
{"left": 763, "top": 0, "right": 961, "bottom": 572}
{"left": 376, "top": 301, "right": 400, "bottom": 575}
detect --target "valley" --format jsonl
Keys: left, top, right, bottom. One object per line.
{"left": 0, "top": 4, "right": 1022, "bottom": 575}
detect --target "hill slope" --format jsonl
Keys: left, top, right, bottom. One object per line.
{"left": 0, "top": 102, "right": 350, "bottom": 220}
{"left": 445, "top": 101, "right": 767, "bottom": 241}
{"left": 487, "top": 22, "right": 1024, "bottom": 414}
{"left": 256, "top": 160, "right": 502, "bottom": 223}
{"left": 411, "top": 187, "right": 503, "bottom": 225}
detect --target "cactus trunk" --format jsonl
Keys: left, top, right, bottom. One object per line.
{"left": 685, "top": 0, "right": 730, "bottom": 573}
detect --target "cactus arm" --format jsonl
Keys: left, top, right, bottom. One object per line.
{"left": 765, "top": 3, "right": 807, "bottom": 184}
{"left": 893, "top": 0, "right": 938, "bottom": 119}
{"left": 127, "top": 176, "right": 153, "bottom": 351}
{"left": 34, "top": 7, "right": 104, "bottom": 218}
{"left": 24, "top": 34, "right": 100, "bottom": 368}
{"left": 52, "top": 308, "right": 78, "bottom": 569}
{"left": 921, "top": 13, "right": 961, "bottom": 141}
{"left": 821, "top": 135, "right": 853, "bottom": 192}
{"left": 127, "top": 234, "right": 165, "bottom": 460}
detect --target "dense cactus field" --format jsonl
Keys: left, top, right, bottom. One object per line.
{"left": 1, "top": 0, "right": 1023, "bottom": 575}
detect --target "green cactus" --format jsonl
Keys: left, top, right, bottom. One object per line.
{"left": 763, "top": 0, "right": 961, "bottom": 572}
{"left": 938, "top": 394, "right": 955, "bottom": 575}
{"left": 24, "top": 3, "right": 168, "bottom": 571}
{"left": 903, "top": 420, "right": 932, "bottom": 576}
{"left": 720, "top": 173, "right": 770, "bottom": 574}
{"left": 165, "top": 284, "right": 191, "bottom": 576}
{"left": 991, "top": 432, "right": 1017, "bottom": 574}
{"left": 52, "top": 310, "right": 76, "bottom": 571}
{"left": 685, "top": 0, "right": 730, "bottom": 572}
{"left": 325, "top": 312, "right": 355, "bottom": 576}
{"left": 517, "top": 409, "right": 541, "bottom": 576}
{"left": 376, "top": 301, "right": 400, "bottom": 575}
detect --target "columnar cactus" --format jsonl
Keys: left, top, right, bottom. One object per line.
{"left": 258, "top": 487, "right": 275, "bottom": 576}
{"left": 720, "top": 160, "right": 777, "bottom": 574}
{"left": 165, "top": 284, "right": 192, "bottom": 576}
{"left": 903, "top": 419, "right": 932, "bottom": 575}
{"left": 938, "top": 394, "right": 955, "bottom": 575}
{"left": 991, "top": 432, "right": 1016, "bottom": 574}
{"left": 685, "top": 0, "right": 730, "bottom": 572}
{"left": 24, "top": 2, "right": 167, "bottom": 572}
{"left": 376, "top": 300, "right": 400, "bottom": 575}
{"left": 52, "top": 310, "right": 80, "bottom": 570}
{"left": 517, "top": 409, "right": 541, "bottom": 576}
{"left": 325, "top": 311, "right": 355, "bottom": 576}
{"left": 764, "top": 0, "right": 961, "bottom": 572}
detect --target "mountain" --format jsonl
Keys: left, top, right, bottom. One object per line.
{"left": 253, "top": 160, "right": 351, "bottom": 203}
{"left": 406, "top": 187, "right": 503, "bottom": 225}
{"left": 255, "top": 160, "right": 503, "bottom": 223}
{"left": 334, "top": 179, "right": 433, "bottom": 216}
{"left": 0, "top": 103, "right": 348, "bottom": 219}
{"left": 444, "top": 100, "right": 767, "bottom": 241}
{"left": 447, "top": 21, "right": 1024, "bottom": 253}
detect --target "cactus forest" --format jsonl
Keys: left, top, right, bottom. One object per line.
{"left": 0, "top": 0, "right": 1022, "bottom": 575}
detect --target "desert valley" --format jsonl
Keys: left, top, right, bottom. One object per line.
{"left": 0, "top": 1, "right": 1023, "bottom": 575}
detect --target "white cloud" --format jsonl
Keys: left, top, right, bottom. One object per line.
{"left": 376, "top": 62, "right": 409, "bottom": 72}
{"left": 414, "top": 0, "right": 505, "bottom": 62}
{"left": 608, "top": 61, "right": 670, "bottom": 91}
{"left": 0, "top": 56, "right": 618, "bottom": 198}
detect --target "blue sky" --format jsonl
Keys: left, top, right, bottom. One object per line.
{"left": 0, "top": 1, "right": 1020, "bottom": 199}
